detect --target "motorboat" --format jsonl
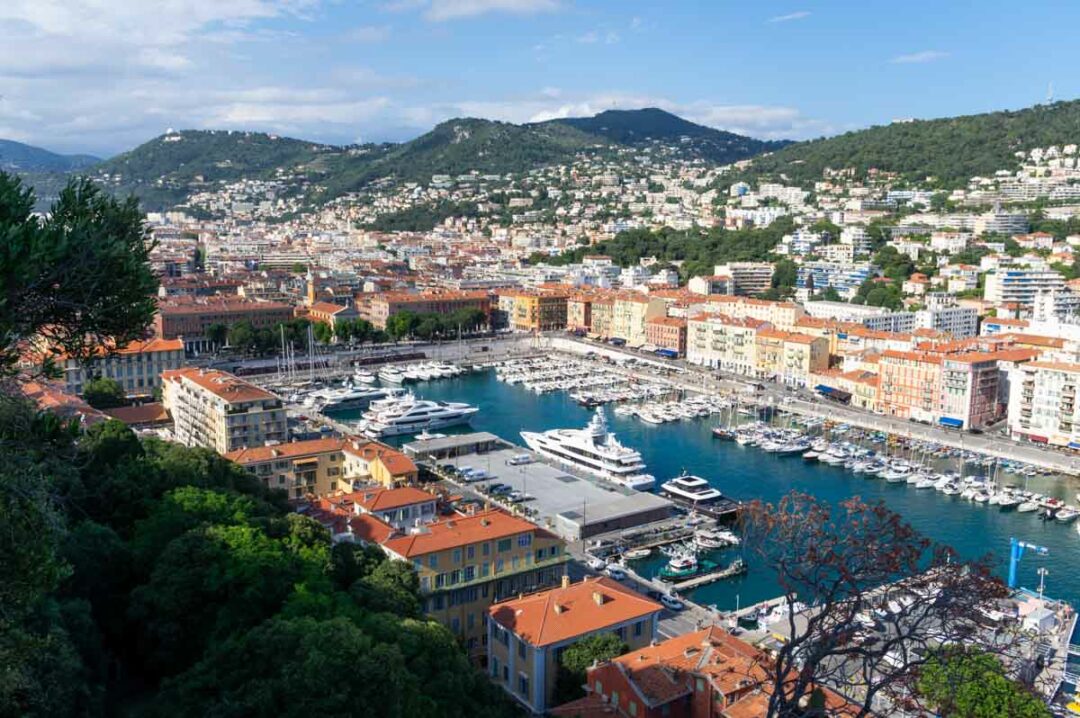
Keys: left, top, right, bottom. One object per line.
{"left": 1055, "top": 507, "right": 1080, "bottom": 523}
{"left": 624, "top": 548, "right": 652, "bottom": 560}
{"left": 353, "top": 370, "right": 376, "bottom": 383}
{"left": 659, "top": 473, "right": 725, "bottom": 507}
{"left": 378, "top": 367, "right": 405, "bottom": 384}
{"left": 361, "top": 397, "right": 478, "bottom": 437}
{"left": 694, "top": 528, "right": 740, "bottom": 549}
{"left": 521, "top": 410, "right": 656, "bottom": 491}
{"left": 1017, "top": 501, "right": 1040, "bottom": 513}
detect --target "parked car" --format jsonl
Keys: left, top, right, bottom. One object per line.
{"left": 660, "top": 594, "right": 685, "bottom": 611}
{"left": 605, "top": 565, "right": 627, "bottom": 581}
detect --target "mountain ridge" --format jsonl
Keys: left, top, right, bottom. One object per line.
{"left": 0, "top": 139, "right": 100, "bottom": 172}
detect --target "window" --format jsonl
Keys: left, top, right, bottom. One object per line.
{"left": 634, "top": 620, "right": 643, "bottom": 637}
{"left": 482, "top": 542, "right": 491, "bottom": 556}
{"left": 481, "top": 562, "right": 490, "bottom": 577}
{"left": 464, "top": 565, "right": 476, "bottom": 582}
{"left": 491, "top": 657, "right": 499, "bottom": 678}
{"left": 450, "top": 570, "right": 461, "bottom": 585}
{"left": 594, "top": 681, "right": 602, "bottom": 696}
{"left": 517, "top": 533, "right": 532, "bottom": 548}
{"left": 467, "top": 545, "right": 475, "bottom": 560}
{"left": 451, "top": 617, "right": 460, "bottom": 633}
{"left": 695, "top": 678, "right": 705, "bottom": 693}
{"left": 629, "top": 701, "right": 637, "bottom": 716}
{"left": 511, "top": 556, "right": 520, "bottom": 571}
{"left": 497, "top": 538, "right": 512, "bottom": 552}
{"left": 467, "top": 613, "right": 475, "bottom": 630}
{"left": 611, "top": 691, "right": 619, "bottom": 707}
{"left": 435, "top": 574, "right": 446, "bottom": 589}
{"left": 453, "top": 549, "right": 462, "bottom": 564}
{"left": 429, "top": 555, "right": 438, "bottom": 569}
{"left": 518, "top": 640, "right": 526, "bottom": 659}
{"left": 518, "top": 673, "right": 529, "bottom": 697}
{"left": 496, "top": 558, "right": 504, "bottom": 574}
{"left": 616, "top": 626, "right": 626, "bottom": 641}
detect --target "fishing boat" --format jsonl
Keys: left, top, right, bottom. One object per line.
{"left": 658, "top": 552, "right": 718, "bottom": 581}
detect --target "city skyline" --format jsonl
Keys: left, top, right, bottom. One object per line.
{"left": 1, "top": 0, "right": 1075, "bottom": 156}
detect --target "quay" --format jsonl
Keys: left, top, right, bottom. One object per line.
{"left": 669, "top": 560, "right": 748, "bottom": 592}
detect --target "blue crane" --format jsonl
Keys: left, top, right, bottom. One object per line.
{"left": 1008, "top": 537, "right": 1049, "bottom": 589}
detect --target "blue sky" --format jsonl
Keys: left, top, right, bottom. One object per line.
{"left": 0, "top": 0, "right": 1075, "bottom": 156}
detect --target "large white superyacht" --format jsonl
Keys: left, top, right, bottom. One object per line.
{"left": 520, "top": 410, "right": 656, "bottom": 491}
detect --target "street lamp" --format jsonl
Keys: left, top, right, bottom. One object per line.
{"left": 1037, "top": 567, "right": 1049, "bottom": 602}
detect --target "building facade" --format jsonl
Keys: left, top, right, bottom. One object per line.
{"left": 60, "top": 337, "right": 185, "bottom": 398}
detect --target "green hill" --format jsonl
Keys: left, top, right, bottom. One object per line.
{"left": 0, "top": 139, "right": 99, "bottom": 172}
{"left": 544, "top": 107, "right": 790, "bottom": 163}
{"left": 735, "top": 100, "right": 1080, "bottom": 188}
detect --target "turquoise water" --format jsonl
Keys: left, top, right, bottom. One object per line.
{"left": 333, "top": 371, "right": 1080, "bottom": 612}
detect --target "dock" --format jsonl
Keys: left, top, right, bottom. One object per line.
{"left": 670, "top": 560, "right": 748, "bottom": 592}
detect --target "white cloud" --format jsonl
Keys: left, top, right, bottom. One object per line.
{"left": 576, "top": 30, "right": 598, "bottom": 44}
{"left": 345, "top": 25, "right": 391, "bottom": 43}
{"left": 768, "top": 11, "right": 810, "bottom": 23}
{"left": 891, "top": 50, "right": 949, "bottom": 64}
{"left": 420, "top": 0, "right": 559, "bottom": 21}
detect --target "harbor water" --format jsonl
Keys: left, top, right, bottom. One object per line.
{"left": 331, "top": 370, "right": 1080, "bottom": 612}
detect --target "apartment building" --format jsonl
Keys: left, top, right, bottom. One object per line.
{"left": 1008, "top": 361, "right": 1080, "bottom": 447}
{"left": 687, "top": 274, "right": 734, "bottom": 296}
{"left": 938, "top": 353, "right": 1005, "bottom": 430}
{"left": 224, "top": 437, "right": 418, "bottom": 499}
{"left": 704, "top": 296, "right": 805, "bottom": 331}
{"left": 713, "top": 262, "right": 773, "bottom": 296}
{"left": 360, "top": 290, "right": 491, "bottom": 330}
{"left": 566, "top": 294, "right": 593, "bottom": 332}
{"left": 155, "top": 298, "right": 294, "bottom": 353}
{"left": 811, "top": 368, "right": 880, "bottom": 412}
{"left": 161, "top": 368, "right": 287, "bottom": 454}
{"left": 984, "top": 268, "right": 1066, "bottom": 306}
{"left": 645, "top": 316, "right": 687, "bottom": 357}
{"left": 877, "top": 351, "right": 944, "bottom": 423}
{"left": 498, "top": 290, "right": 569, "bottom": 332}
{"left": 611, "top": 294, "right": 666, "bottom": 346}
{"left": 487, "top": 576, "right": 662, "bottom": 714}
{"left": 754, "top": 329, "right": 829, "bottom": 387}
{"left": 377, "top": 509, "right": 568, "bottom": 655}
{"left": 686, "top": 314, "right": 768, "bottom": 375}
{"left": 914, "top": 304, "right": 979, "bottom": 339}
{"left": 59, "top": 337, "right": 184, "bottom": 398}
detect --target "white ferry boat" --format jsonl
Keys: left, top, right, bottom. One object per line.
{"left": 360, "top": 396, "right": 478, "bottom": 437}
{"left": 520, "top": 410, "right": 655, "bottom": 491}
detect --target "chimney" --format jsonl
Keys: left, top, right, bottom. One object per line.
{"left": 481, "top": 517, "right": 491, "bottom": 527}
{"left": 561, "top": 574, "right": 571, "bottom": 590}
{"left": 592, "top": 591, "right": 605, "bottom": 607}
{"left": 554, "top": 603, "right": 564, "bottom": 614}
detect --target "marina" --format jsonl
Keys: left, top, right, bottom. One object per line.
{"left": 325, "top": 361, "right": 1080, "bottom": 620}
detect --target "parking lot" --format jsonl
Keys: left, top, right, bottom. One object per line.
{"left": 434, "top": 446, "right": 673, "bottom": 541}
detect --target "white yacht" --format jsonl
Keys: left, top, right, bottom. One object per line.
{"left": 361, "top": 396, "right": 478, "bottom": 437}
{"left": 378, "top": 367, "right": 405, "bottom": 384}
{"left": 521, "top": 410, "right": 656, "bottom": 491}
{"left": 660, "top": 473, "right": 725, "bottom": 506}
{"left": 321, "top": 384, "right": 398, "bottom": 411}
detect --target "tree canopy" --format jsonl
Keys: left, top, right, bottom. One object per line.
{"left": 916, "top": 648, "right": 1050, "bottom": 718}
{"left": 81, "top": 377, "right": 126, "bottom": 409}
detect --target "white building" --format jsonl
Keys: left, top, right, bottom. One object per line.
{"left": 1008, "top": 361, "right": 1080, "bottom": 447}
{"left": 713, "top": 262, "right": 774, "bottom": 297}
{"left": 983, "top": 268, "right": 1066, "bottom": 306}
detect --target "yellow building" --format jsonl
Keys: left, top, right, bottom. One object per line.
{"left": 377, "top": 509, "right": 568, "bottom": 656}
{"left": 704, "top": 295, "right": 805, "bottom": 330}
{"left": 589, "top": 297, "right": 614, "bottom": 338}
{"left": 224, "top": 437, "right": 418, "bottom": 499}
{"left": 611, "top": 293, "right": 666, "bottom": 346}
{"left": 487, "top": 576, "right": 662, "bottom": 714}
{"left": 754, "top": 329, "right": 829, "bottom": 387}
{"left": 161, "top": 367, "right": 287, "bottom": 454}
{"left": 498, "top": 290, "right": 568, "bottom": 332}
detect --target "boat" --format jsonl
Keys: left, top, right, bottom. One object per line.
{"left": 624, "top": 548, "right": 652, "bottom": 560}
{"left": 802, "top": 450, "right": 820, "bottom": 461}
{"left": 378, "top": 367, "right": 405, "bottom": 384}
{"left": 711, "top": 427, "right": 737, "bottom": 441}
{"left": 521, "top": 410, "right": 656, "bottom": 491}
{"left": 1017, "top": 501, "right": 1040, "bottom": 513}
{"left": 882, "top": 464, "right": 912, "bottom": 483}
{"left": 659, "top": 473, "right": 725, "bottom": 508}
{"left": 320, "top": 384, "right": 396, "bottom": 412}
{"left": 659, "top": 552, "right": 719, "bottom": 581}
{"left": 353, "top": 370, "right": 376, "bottom": 383}
{"left": 694, "top": 528, "right": 740, "bottom": 549}
{"left": 1056, "top": 507, "right": 1080, "bottom": 523}
{"left": 361, "top": 397, "right": 479, "bottom": 437}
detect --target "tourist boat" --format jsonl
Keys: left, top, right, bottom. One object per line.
{"left": 361, "top": 397, "right": 479, "bottom": 438}
{"left": 521, "top": 410, "right": 656, "bottom": 491}
{"left": 660, "top": 473, "right": 725, "bottom": 507}
{"left": 694, "top": 528, "right": 740, "bottom": 550}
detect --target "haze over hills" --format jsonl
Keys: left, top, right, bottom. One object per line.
{"left": 733, "top": 99, "right": 1080, "bottom": 188}
{"left": 0, "top": 139, "right": 99, "bottom": 173}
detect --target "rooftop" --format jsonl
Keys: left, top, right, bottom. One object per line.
{"left": 382, "top": 508, "right": 548, "bottom": 558}
{"left": 162, "top": 367, "right": 279, "bottom": 404}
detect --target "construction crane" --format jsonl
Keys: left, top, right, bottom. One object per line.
{"left": 1008, "top": 537, "right": 1049, "bottom": 589}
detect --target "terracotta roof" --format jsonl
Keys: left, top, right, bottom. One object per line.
{"left": 1027, "top": 361, "right": 1080, "bottom": 374}
{"left": 347, "top": 441, "right": 417, "bottom": 476}
{"left": 646, "top": 316, "right": 687, "bottom": 328}
{"left": 348, "top": 513, "right": 395, "bottom": 544}
{"left": 489, "top": 576, "right": 661, "bottom": 647}
{"left": 157, "top": 298, "right": 292, "bottom": 315}
{"left": 103, "top": 402, "right": 171, "bottom": 425}
{"left": 162, "top": 367, "right": 279, "bottom": 404}
{"left": 355, "top": 486, "right": 436, "bottom": 512}
{"left": 308, "top": 301, "right": 354, "bottom": 315}
{"left": 225, "top": 437, "right": 347, "bottom": 464}
{"left": 549, "top": 693, "right": 617, "bottom": 717}
{"left": 383, "top": 509, "right": 545, "bottom": 558}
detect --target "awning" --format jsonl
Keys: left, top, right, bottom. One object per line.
{"left": 938, "top": 417, "right": 964, "bottom": 428}
{"left": 1028, "top": 434, "right": 1049, "bottom": 444}
{"left": 814, "top": 385, "right": 852, "bottom": 403}
{"left": 1068, "top": 442, "right": 1080, "bottom": 450}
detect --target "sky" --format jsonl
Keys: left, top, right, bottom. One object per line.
{"left": 1, "top": 0, "right": 1076, "bottom": 157}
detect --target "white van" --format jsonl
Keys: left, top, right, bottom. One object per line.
{"left": 507, "top": 454, "right": 533, "bottom": 466}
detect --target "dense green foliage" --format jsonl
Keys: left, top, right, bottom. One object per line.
{"left": 547, "top": 107, "right": 790, "bottom": 163}
{"left": 532, "top": 217, "right": 795, "bottom": 281}
{"left": 0, "top": 405, "right": 518, "bottom": 718}
{"left": 82, "top": 377, "right": 126, "bottom": 409}
{"left": 552, "top": 633, "right": 627, "bottom": 704}
{"left": 385, "top": 308, "right": 488, "bottom": 341}
{"left": 916, "top": 648, "right": 1049, "bottom": 718}
{"left": 735, "top": 99, "right": 1080, "bottom": 188}
{"left": 0, "top": 172, "right": 159, "bottom": 379}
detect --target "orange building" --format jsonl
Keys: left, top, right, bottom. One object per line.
{"left": 155, "top": 297, "right": 293, "bottom": 352}
{"left": 358, "top": 290, "right": 491, "bottom": 330}
{"left": 645, "top": 316, "right": 688, "bottom": 356}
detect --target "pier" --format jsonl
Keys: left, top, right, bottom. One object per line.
{"left": 669, "top": 560, "right": 748, "bottom": 592}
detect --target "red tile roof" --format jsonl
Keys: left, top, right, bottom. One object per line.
{"left": 382, "top": 509, "right": 545, "bottom": 558}
{"left": 489, "top": 576, "right": 661, "bottom": 647}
